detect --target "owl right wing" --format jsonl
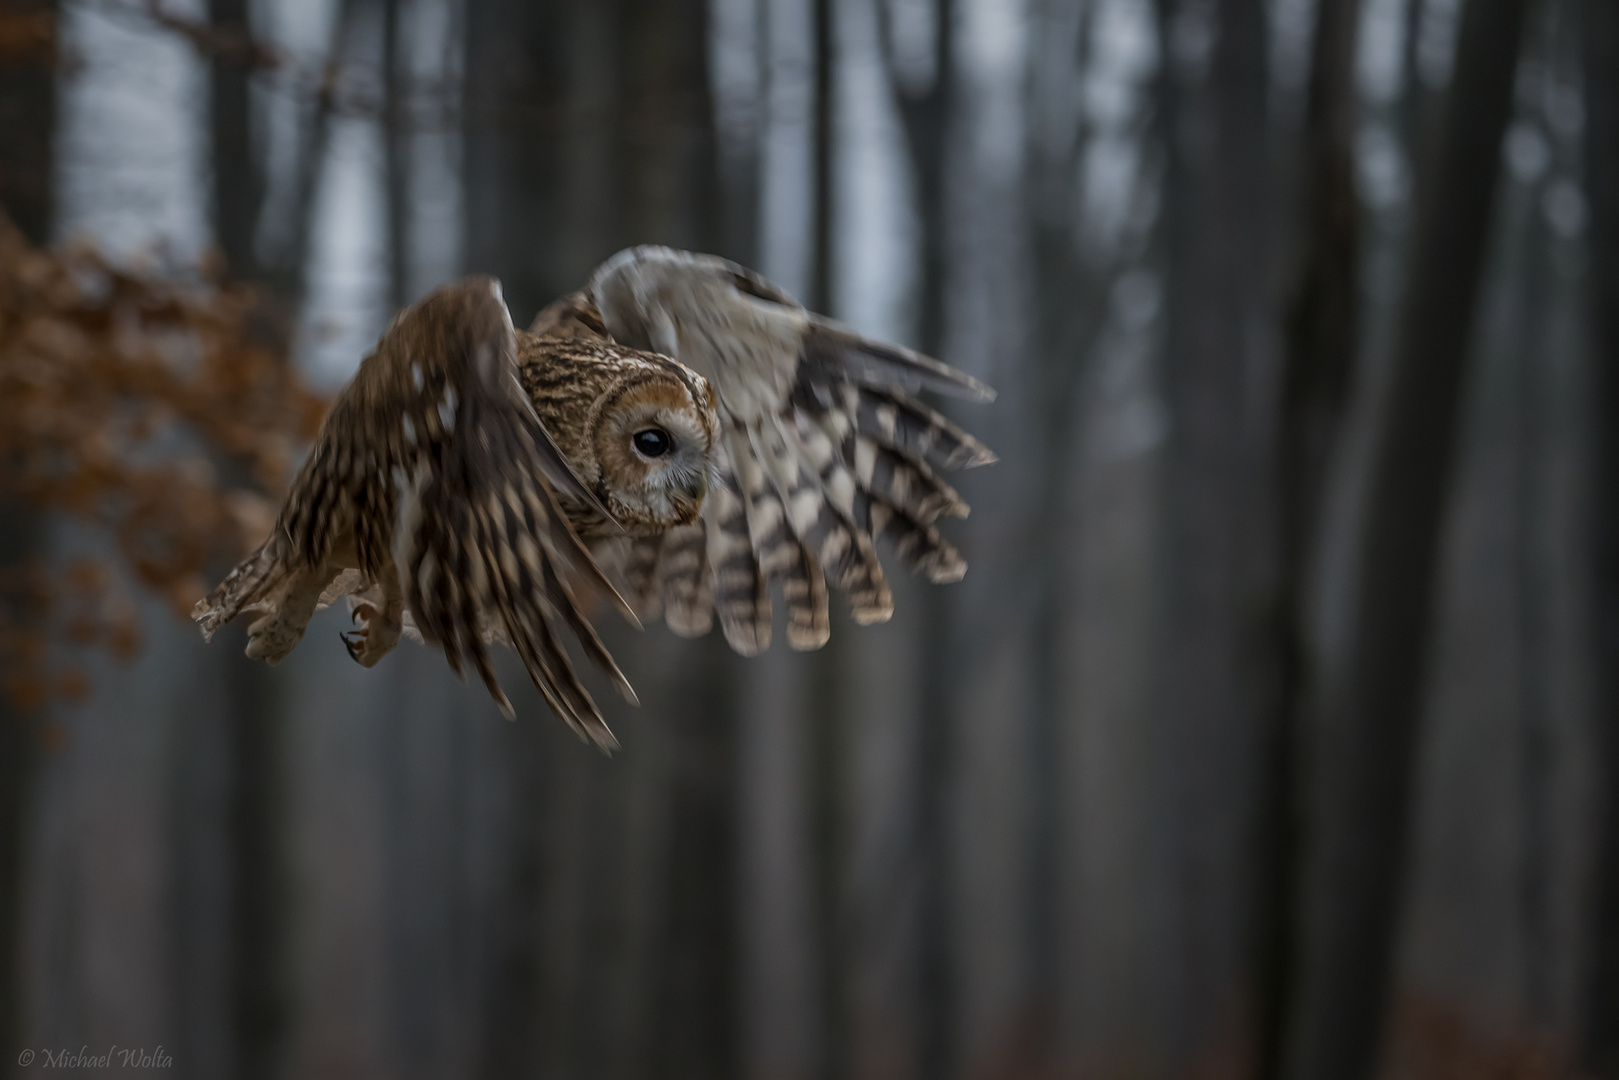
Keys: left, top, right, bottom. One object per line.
{"left": 585, "top": 246, "right": 996, "bottom": 656}
{"left": 198, "top": 278, "right": 636, "bottom": 748}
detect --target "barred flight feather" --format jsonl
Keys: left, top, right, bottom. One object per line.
{"left": 615, "top": 537, "right": 666, "bottom": 622}
{"left": 705, "top": 453, "right": 772, "bottom": 655}
{"left": 586, "top": 245, "right": 994, "bottom": 651}
{"left": 655, "top": 523, "right": 714, "bottom": 638}
{"left": 195, "top": 278, "right": 638, "bottom": 751}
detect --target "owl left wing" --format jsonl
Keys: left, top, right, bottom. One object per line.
{"left": 197, "top": 278, "right": 636, "bottom": 748}
{"left": 586, "top": 246, "right": 995, "bottom": 656}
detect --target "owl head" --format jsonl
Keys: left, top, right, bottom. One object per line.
{"left": 517, "top": 302, "right": 720, "bottom": 539}
{"left": 589, "top": 358, "right": 718, "bottom": 536}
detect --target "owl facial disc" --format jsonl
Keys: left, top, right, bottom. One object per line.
{"left": 591, "top": 371, "right": 717, "bottom": 535}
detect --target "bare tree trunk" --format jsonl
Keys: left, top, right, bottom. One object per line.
{"left": 712, "top": 0, "right": 759, "bottom": 268}
{"left": 219, "top": 659, "right": 284, "bottom": 1080}
{"left": 461, "top": 8, "right": 573, "bottom": 1075}
{"left": 615, "top": 0, "right": 722, "bottom": 252}
{"left": 1579, "top": 0, "right": 1619, "bottom": 1073}
{"left": 0, "top": 2, "right": 54, "bottom": 1070}
{"left": 1024, "top": 3, "right": 1121, "bottom": 1068}
{"left": 462, "top": 0, "right": 572, "bottom": 319}
{"left": 1253, "top": 0, "right": 1361, "bottom": 1075}
{"left": 463, "top": 3, "right": 736, "bottom": 1077}
{"left": 382, "top": 0, "right": 410, "bottom": 312}
{"left": 881, "top": 1, "right": 955, "bottom": 1072}
{"left": 209, "top": 0, "right": 264, "bottom": 278}
{"left": 1150, "top": 0, "right": 1270, "bottom": 1064}
{"left": 806, "top": 2, "right": 851, "bottom": 1078}
{"left": 1508, "top": 64, "right": 1555, "bottom": 1032}
{"left": 0, "top": 0, "right": 55, "bottom": 243}
{"left": 205, "top": 5, "right": 288, "bottom": 1076}
{"left": 264, "top": 0, "right": 364, "bottom": 316}
{"left": 1288, "top": 0, "right": 1531, "bottom": 1074}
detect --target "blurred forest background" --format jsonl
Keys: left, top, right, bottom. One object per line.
{"left": 2, "top": 0, "right": 1618, "bottom": 1075}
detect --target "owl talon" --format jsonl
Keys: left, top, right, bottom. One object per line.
{"left": 341, "top": 599, "right": 401, "bottom": 667}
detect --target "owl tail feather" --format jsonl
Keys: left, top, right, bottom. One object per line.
{"left": 191, "top": 532, "right": 290, "bottom": 641}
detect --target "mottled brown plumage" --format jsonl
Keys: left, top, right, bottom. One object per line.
{"left": 194, "top": 249, "right": 995, "bottom": 749}
{"left": 192, "top": 278, "right": 710, "bottom": 749}
{"left": 518, "top": 294, "right": 717, "bottom": 540}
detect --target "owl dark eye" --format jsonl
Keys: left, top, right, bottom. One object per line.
{"left": 633, "top": 427, "right": 672, "bottom": 458}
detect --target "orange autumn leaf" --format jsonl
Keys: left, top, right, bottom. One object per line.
{"left": 0, "top": 212, "right": 330, "bottom": 706}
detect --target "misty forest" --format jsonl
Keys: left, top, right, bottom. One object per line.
{"left": 3, "top": 0, "right": 1619, "bottom": 1076}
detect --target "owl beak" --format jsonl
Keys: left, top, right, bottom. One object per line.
{"left": 685, "top": 474, "right": 708, "bottom": 503}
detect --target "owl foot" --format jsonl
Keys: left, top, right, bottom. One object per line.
{"left": 341, "top": 600, "right": 402, "bottom": 668}
{"left": 245, "top": 608, "right": 308, "bottom": 666}
{"left": 243, "top": 563, "right": 332, "bottom": 666}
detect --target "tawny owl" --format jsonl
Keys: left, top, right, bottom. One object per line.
{"left": 193, "top": 248, "right": 995, "bottom": 749}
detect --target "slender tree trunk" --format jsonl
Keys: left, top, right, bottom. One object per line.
{"left": 1151, "top": 0, "right": 1270, "bottom": 1063}
{"left": 882, "top": 2, "right": 956, "bottom": 1072}
{"left": 0, "top": 1, "right": 55, "bottom": 1070}
{"left": 263, "top": 0, "right": 363, "bottom": 315}
{"left": 1579, "top": 1, "right": 1619, "bottom": 1073}
{"left": 811, "top": 0, "right": 834, "bottom": 318}
{"left": 219, "top": 658, "right": 283, "bottom": 1080}
{"left": 462, "top": 0, "right": 572, "bottom": 320}
{"left": 1024, "top": 4, "right": 1122, "bottom": 1067}
{"left": 614, "top": 0, "right": 722, "bottom": 252}
{"left": 464, "top": 3, "right": 735, "bottom": 1077}
{"left": 1509, "top": 76, "right": 1555, "bottom": 1030}
{"left": 1024, "top": 0, "right": 1093, "bottom": 1064}
{"left": 1399, "top": 0, "right": 1443, "bottom": 175}
{"left": 209, "top": 0, "right": 264, "bottom": 278}
{"left": 1253, "top": 0, "right": 1361, "bottom": 1075}
{"left": 382, "top": 0, "right": 410, "bottom": 311}
{"left": 205, "top": 4, "right": 288, "bottom": 1077}
{"left": 462, "top": 7, "right": 572, "bottom": 1075}
{"left": 806, "top": 2, "right": 851, "bottom": 1078}
{"left": 0, "top": 0, "right": 54, "bottom": 243}
{"left": 1288, "top": 0, "right": 1530, "bottom": 1075}
{"left": 0, "top": 543, "right": 43, "bottom": 1076}
{"left": 712, "top": 0, "right": 759, "bottom": 267}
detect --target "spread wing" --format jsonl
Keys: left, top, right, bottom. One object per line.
{"left": 221, "top": 278, "right": 636, "bottom": 747}
{"left": 586, "top": 246, "right": 996, "bottom": 656}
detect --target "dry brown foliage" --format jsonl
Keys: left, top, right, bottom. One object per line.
{"left": 0, "top": 2, "right": 54, "bottom": 64}
{"left": 0, "top": 213, "right": 327, "bottom": 708}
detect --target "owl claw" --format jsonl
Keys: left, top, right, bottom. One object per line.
{"left": 341, "top": 600, "right": 402, "bottom": 668}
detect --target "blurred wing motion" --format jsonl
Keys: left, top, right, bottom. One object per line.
{"left": 587, "top": 245, "right": 996, "bottom": 655}
{"left": 192, "top": 278, "right": 635, "bottom": 750}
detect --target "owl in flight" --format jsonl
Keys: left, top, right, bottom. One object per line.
{"left": 193, "top": 247, "right": 996, "bottom": 749}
